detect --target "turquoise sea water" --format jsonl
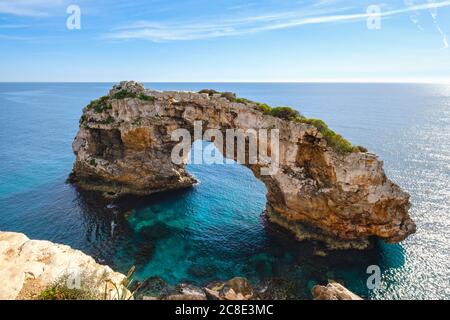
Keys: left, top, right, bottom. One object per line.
{"left": 0, "top": 83, "right": 449, "bottom": 299}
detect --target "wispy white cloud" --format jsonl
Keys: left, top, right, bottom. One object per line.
{"left": 426, "top": 0, "right": 449, "bottom": 48}
{"left": 0, "top": 34, "right": 32, "bottom": 40}
{"left": 0, "top": 24, "right": 29, "bottom": 29}
{"left": 0, "top": 0, "right": 65, "bottom": 17}
{"left": 312, "top": 0, "right": 344, "bottom": 8}
{"left": 105, "top": 0, "right": 450, "bottom": 42}
{"left": 404, "top": 0, "right": 425, "bottom": 31}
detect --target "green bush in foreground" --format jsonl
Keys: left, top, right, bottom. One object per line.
{"left": 39, "top": 277, "right": 96, "bottom": 300}
{"left": 39, "top": 266, "right": 136, "bottom": 300}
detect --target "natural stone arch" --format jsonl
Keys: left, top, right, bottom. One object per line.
{"left": 71, "top": 81, "right": 416, "bottom": 249}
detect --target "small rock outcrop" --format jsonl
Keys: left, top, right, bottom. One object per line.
{"left": 133, "top": 277, "right": 253, "bottom": 300}
{"left": 312, "top": 282, "right": 363, "bottom": 300}
{"left": 204, "top": 277, "right": 254, "bottom": 300}
{"left": 0, "top": 232, "right": 130, "bottom": 300}
{"left": 163, "top": 283, "right": 207, "bottom": 300}
{"left": 70, "top": 81, "right": 416, "bottom": 249}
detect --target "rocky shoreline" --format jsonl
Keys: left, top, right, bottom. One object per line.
{"left": 70, "top": 81, "right": 415, "bottom": 249}
{"left": 0, "top": 231, "right": 361, "bottom": 300}
{"left": 132, "top": 276, "right": 362, "bottom": 301}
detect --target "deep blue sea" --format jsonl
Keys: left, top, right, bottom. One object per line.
{"left": 1, "top": 83, "right": 449, "bottom": 299}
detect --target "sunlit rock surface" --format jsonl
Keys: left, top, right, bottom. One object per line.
{"left": 0, "top": 232, "right": 130, "bottom": 300}
{"left": 312, "top": 282, "right": 363, "bottom": 300}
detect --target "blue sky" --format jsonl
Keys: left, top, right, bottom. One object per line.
{"left": 1, "top": 0, "right": 450, "bottom": 82}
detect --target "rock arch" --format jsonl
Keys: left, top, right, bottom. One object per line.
{"left": 71, "top": 81, "right": 416, "bottom": 249}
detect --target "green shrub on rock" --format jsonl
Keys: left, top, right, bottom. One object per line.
{"left": 39, "top": 277, "right": 96, "bottom": 300}
{"left": 198, "top": 89, "right": 220, "bottom": 96}
{"left": 257, "top": 103, "right": 272, "bottom": 114}
{"left": 252, "top": 102, "right": 363, "bottom": 154}
{"left": 220, "top": 92, "right": 237, "bottom": 102}
{"left": 112, "top": 90, "right": 155, "bottom": 103}
{"left": 268, "top": 106, "right": 302, "bottom": 120}
{"left": 296, "top": 117, "right": 358, "bottom": 154}
{"left": 112, "top": 89, "right": 137, "bottom": 100}
{"left": 86, "top": 96, "right": 112, "bottom": 114}
{"left": 138, "top": 94, "right": 155, "bottom": 102}
{"left": 198, "top": 89, "right": 261, "bottom": 105}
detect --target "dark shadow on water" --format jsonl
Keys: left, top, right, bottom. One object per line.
{"left": 72, "top": 184, "right": 195, "bottom": 216}
{"left": 259, "top": 215, "right": 407, "bottom": 299}
{"left": 70, "top": 185, "right": 196, "bottom": 264}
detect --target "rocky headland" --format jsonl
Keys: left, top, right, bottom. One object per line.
{"left": 70, "top": 81, "right": 416, "bottom": 249}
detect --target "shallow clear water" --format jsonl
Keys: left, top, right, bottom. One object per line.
{"left": 0, "top": 83, "right": 449, "bottom": 299}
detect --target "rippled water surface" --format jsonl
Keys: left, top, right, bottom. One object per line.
{"left": 0, "top": 83, "right": 449, "bottom": 299}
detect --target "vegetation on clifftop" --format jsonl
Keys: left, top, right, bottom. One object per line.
{"left": 260, "top": 105, "right": 364, "bottom": 154}
{"left": 39, "top": 266, "right": 136, "bottom": 300}
{"left": 199, "top": 89, "right": 256, "bottom": 104}
{"left": 86, "top": 95, "right": 112, "bottom": 114}
{"left": 86, "top": 88, "right": 364, "bottom": 154}
{"left": 297, "top": 118, "right": 359, "bottom": 153}
{"left": 39, "top": 276, "right": 97, "bottom": 300}
{"left": 82, "top": 90, "right": 155, "bottom": 127}
{"left": 266, "top": 106, "right": 301, "bottom": 121}
{"left": 198, "top": 88, "right": 363, "bottom": 154}
{"left": 112, "top": 89, "right": 155, "bottom": 102}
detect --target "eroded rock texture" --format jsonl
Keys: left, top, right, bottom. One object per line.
{"left": 0, "top": 232, "right": 130, "bottom": 300}
{"left": 312, "top": 282, "right": 363, "bottom": 300}
{"left": 71, "top": 81, "right": 416, "bottom": 249}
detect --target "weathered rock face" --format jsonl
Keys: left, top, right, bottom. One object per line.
{"left": 204, "top": 277, "right": 254, "bottom": 300}
{"left": 312, "top": 282, "right": 363, "bottom": 300}
{"left": 70, "top": 81, "right": 416, "bottom": 249}
{"left": 0, "top": 232, "right": 130, "bottom": 300}
{"left": 163, "top": 283, "right": 207, "bottom": 300}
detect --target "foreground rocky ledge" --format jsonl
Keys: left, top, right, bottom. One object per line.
{"left": 131, "top": 275, "right": 363, "bottom": 300}
{"left": 0, "top": 231, "right": 130, "bottom": 300}
{"left": 70, "top": 81, "right": 416, "bottom": 249}
{"left": 312, "top": 282, "right": 363, "bottom": 300}
{"left": 1, "top": 232, "right": 363, "bottom": 300}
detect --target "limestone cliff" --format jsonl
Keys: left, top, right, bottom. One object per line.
{"left": 70, "top": 81, "right": 416, "bottom": 249}
{"left": 0, "top": 232, "right": 130, "bottom": 300}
